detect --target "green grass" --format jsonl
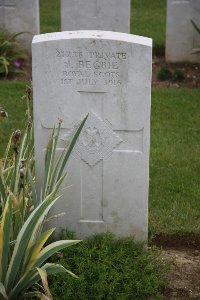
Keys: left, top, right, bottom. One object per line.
{"left": 40, "top": 0, "right": 60, "bottom": 33}
{"left": 49, "top": 232, "right": 168, "bottom": 300}
{"left": 40, "top": 0, "right": 166, "bottom": 52}
{"left": 150, "top": 88, "right": 200, "bottom": 235}
{"left": 0, "top": 81, "right": 26, "bottom": 155}
{"left": 131, "top": 0, "right": 166, "bottom": 53}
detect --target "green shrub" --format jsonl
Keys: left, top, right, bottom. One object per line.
{"left": 49, "top": 232, "right": 169, "bottom": 300}
{"left": 0, "top": 30, "right": 26, "bottom": 76}
{"left": 157, "top": 67, "right": 172, "bottom": 81}
{"left": 172, "top": 69, "right": 185, "bottom": 82}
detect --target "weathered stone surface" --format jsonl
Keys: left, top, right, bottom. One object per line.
{"left": 32, "top": 31, "right": 152, "bottom": 242}
{"left": 0, "top": 0, "right": 39, "bottom": 52}
{"left": 61, "top": 0, "right": 130, "bottom": 33}
{"left": 166, "top": 0, "right": 200, "bottom": 62}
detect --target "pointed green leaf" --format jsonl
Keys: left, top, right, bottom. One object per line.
{"left": 24, "top": 228, "right": 55, "bottom": 272}
{"left": 32, "top": 240, "right": 81, "bottom": 269}
{"left": 191, "top": 19, "right": 200, "bottom": 35}
{"left": 3, "top": 134, "right": 13, "bottom": 170}
{"left": 0, "top": 172, "right": 7, "bottom": 206}
{"left": 36, "top": 268, "right": 52, "bottom": 300}
{"left": 0, "top": 196, "right": 12, "bottom": 282}
{"left": 27, "top": 167, "right": 38, "bottom": 208}
{"left": 56, "top": 114, "right": 88, "bottom": 181}
{"left": 0, "top": 282, "right": 8, "bottom": 299}
{"left": 9, "top": 263, "right": 74, "bottom": 299}
{"left": 5, "top": 192, "right": 60, "bottom": 291}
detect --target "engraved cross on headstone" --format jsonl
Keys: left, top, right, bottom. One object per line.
{"left": 59, "top": 91, "right": 143, "bottom": 225}
{"left": 33, "top": 30, "right": 152, "bottom": 241}
{"left": 0, "top": 0, "right": 16, "bottom": 28}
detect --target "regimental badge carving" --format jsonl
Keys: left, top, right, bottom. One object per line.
{"left": 81, "top": 126, "right": 104, "bottom": 151}
{"left": 61, "top": 112, "right": 123, "bottom": 167}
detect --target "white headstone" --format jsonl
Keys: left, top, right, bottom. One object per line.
{"left": 32, "top": 31, "right": 152, "bottom": 242}
{"left": 166, "top": 0, "right": 200, "bottom": 62}
{"left": 0, "top": 0, "right": 39, "bottom": 52}
{"left": 61, "top": 0, "right": 130, "bottom": 33}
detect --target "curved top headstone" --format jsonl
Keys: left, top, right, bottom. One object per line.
{"left": 0, "top": 0, "right": 39, "bottom": 52}
{"left": 32, "top": 30, "right": 152, "bottom": 242}
{"left": 32, "top": 30, "right": 151, "bottom": 45}
{"left": 166, "top": 0, "right": 200, "bottom": 62}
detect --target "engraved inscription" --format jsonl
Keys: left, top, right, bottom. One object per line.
{"left": 56, "top": 48, "right": 128, "bottom": 87}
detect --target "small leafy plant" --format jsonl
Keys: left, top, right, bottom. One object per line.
{"left": 0, "top": 30, "right": 26, "bottom": 77}
{"left": 49, "top": 232, "right": 169, "bottom": 300}
{"left": 173, "top": 69, "right": 185, "bottom": 82}
{"left": 157, "top": 67, "right": 172, "bottom": 81}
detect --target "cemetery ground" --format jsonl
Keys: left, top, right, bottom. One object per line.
{"left": 0, "top": 0, "right": 200, "bottom": 299}
{"left": 1, "top": 79, "right": 200, "bottom": 300}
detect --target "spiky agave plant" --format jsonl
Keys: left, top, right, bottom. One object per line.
{"left": 0, "top": 90, "right": 88, "bottom": 298}
{"left": 0, "top": 188, "right": 81, "bottom": 299}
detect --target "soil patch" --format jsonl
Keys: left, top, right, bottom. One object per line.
{"left": 162, "top": 248, "right": 200, "bottom": 299}
{"left": 153, "top": 234, "right": 200, "bottom": 299}
{"left": 153, "top": 56, "right": 200, "bottom": 88}
{"left": 152, "top": 233, "right": 200, "bottom": 250}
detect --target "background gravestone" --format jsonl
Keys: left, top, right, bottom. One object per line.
{"left": 32, "top": 31, "right": 152, "bottom": 242}
{"left": 0, "top": 0, "right": 39, "bottom": 52}
{"left": 166, "top": 0, "right": 200, "bottom": 62}
{"left": 61, "top": 0, "right": 130, "bottom": 33}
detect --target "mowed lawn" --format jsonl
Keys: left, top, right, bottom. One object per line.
{"left": 0, "top": 81, "right": 26, "bottom": 155}
{"left": 1, "top": 82, "right": 200, "bottom": 236}
{"left": 150, "top": 88, "right": 200, "bottom": 236}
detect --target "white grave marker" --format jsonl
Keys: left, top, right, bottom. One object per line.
{"left": 0, "top": 0, "right": 39, "bottom": 52}
{"left": 61, "top": 0, "right": 130, "bottom": 33}
{"left": 32, "top": 31, "right": 152, "bottom": 242}
{"left": 166, "top": 0, "right": 200, "bottom": 62}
